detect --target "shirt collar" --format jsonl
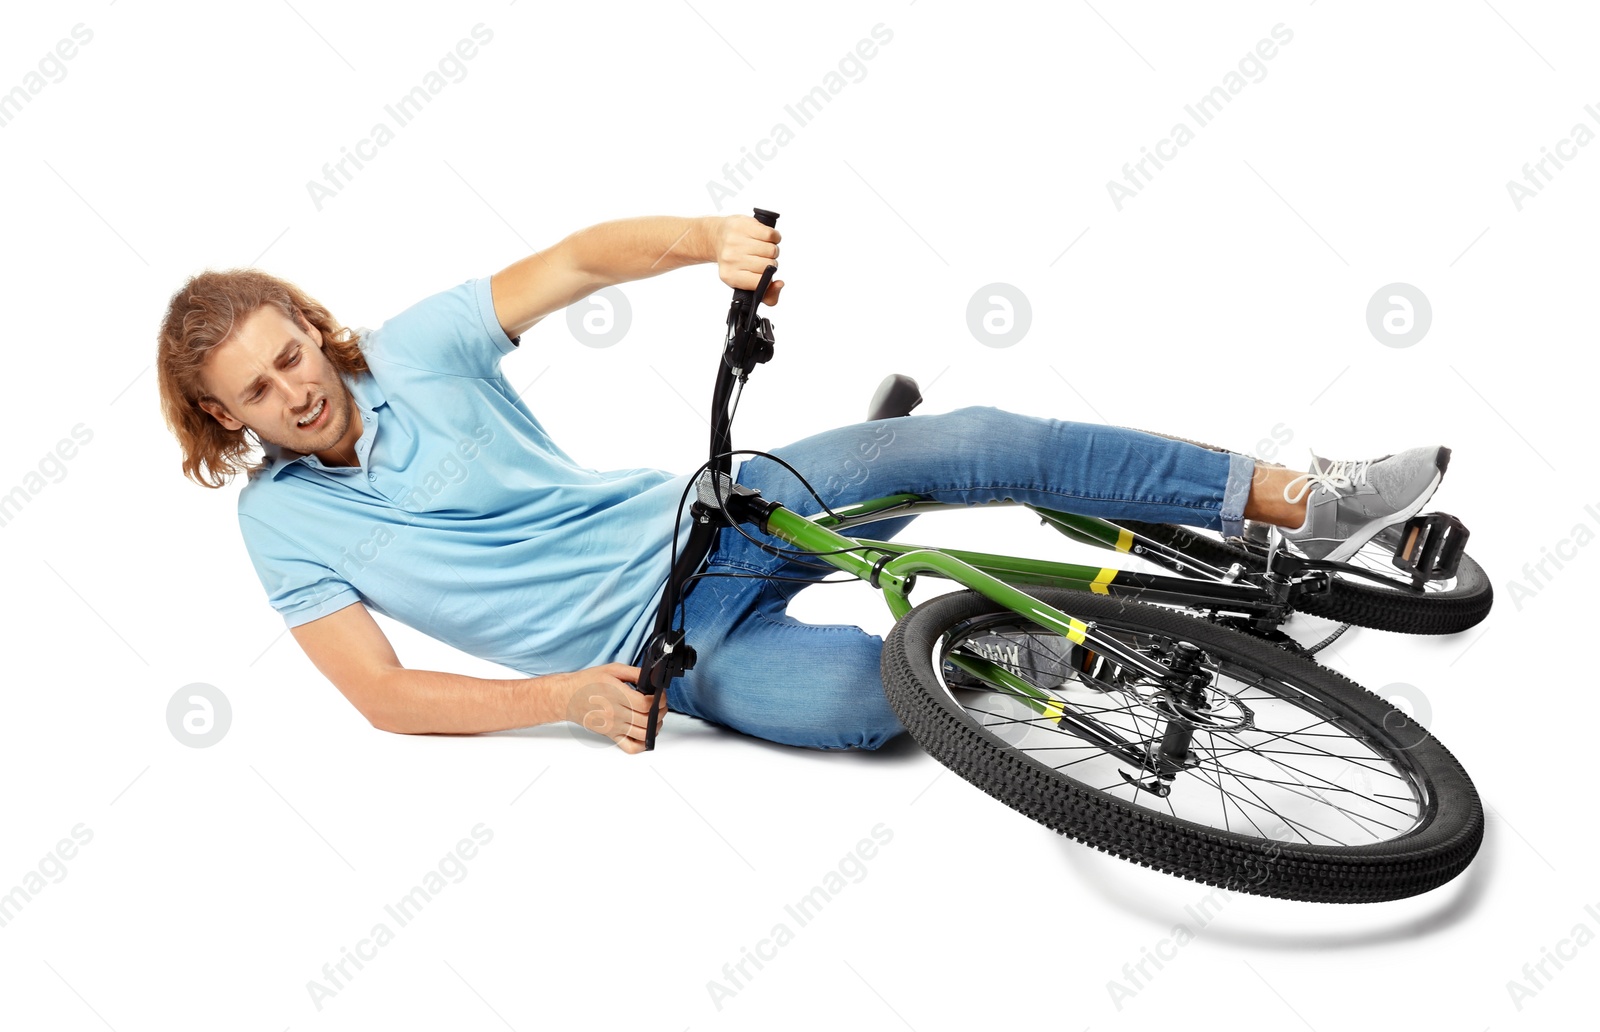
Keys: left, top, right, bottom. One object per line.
{"left": 258, "top": 367, "right": 385, "bottom": 480}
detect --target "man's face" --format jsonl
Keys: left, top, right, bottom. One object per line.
{"left": 197, "top": 305, "right": 362, "bottom": 465}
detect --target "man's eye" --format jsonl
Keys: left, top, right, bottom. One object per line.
{"left": 288, "top": 351, "right": 301, "bottom": 365}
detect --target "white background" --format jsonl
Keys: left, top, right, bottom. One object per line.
{"left": 1, "top": 1, "right": 1593, "bottom": 1028}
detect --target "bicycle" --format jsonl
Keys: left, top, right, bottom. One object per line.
{"left": 634, "top": 208, "right": 1489, "bottom": 904}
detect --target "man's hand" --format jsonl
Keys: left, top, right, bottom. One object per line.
{"left": 560, "top": 663, "right": 668, "bottom": 754}
{"left": 711, "top": 214, "right": 783, "bottom": 305}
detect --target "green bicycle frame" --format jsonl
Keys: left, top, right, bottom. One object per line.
{"left": 734, "top": 491, "right": 1279, "bottom": 716}
{"left": 788, "top": 493, "right": 1273, "bottom": 617}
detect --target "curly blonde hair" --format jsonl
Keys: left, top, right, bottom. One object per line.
{"left": 157, "top": 269, "right": 367, "bottom": 488}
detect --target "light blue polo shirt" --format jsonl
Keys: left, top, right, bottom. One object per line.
{"left": 236, "top": 276, "right": 699, "bottom": 676}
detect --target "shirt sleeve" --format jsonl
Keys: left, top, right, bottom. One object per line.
{"left": 364, "top": 277, "right": 521, "bottom": 379}
{"left": 238, "top": 513, "right": 363, "bottom": 628}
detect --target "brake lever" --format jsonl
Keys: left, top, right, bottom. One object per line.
{"left": 723, "top": 208, "right": 781, "bottom": 377}
{"left": 724, "top": 272, "right": 777, "bottom": 376}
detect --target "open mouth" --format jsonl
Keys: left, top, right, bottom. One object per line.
{"left": 296, "top": 397, "right": 328, "bottom": 430}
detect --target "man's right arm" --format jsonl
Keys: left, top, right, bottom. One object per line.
{"left": 289, "top": 602, "right": 665, "bottom": 752}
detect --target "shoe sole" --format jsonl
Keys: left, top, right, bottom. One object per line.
{"left": 1320, "top": 446, "right": 1450, "bottom": 564}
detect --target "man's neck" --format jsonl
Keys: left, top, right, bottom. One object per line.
{"left": 315, "top": 407, "right": 365, "bottom": 467}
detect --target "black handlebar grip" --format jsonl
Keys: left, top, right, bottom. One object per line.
{"left": 731, "top": 209, "right": 781, "bottom": 308}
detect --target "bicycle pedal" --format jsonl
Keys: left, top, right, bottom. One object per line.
{"left": 1390, "top": 511, "right": 1469, "bottom": 581}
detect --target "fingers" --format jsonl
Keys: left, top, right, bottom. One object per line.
{"left": 568, "top": 665, "right": 670, "bottom": 753}
{"left": 731, "top": 234, "right": 777, "bottom": 258}
{"left": 613, "top": 711, "right": 664, "bottom": 753}
{"left": 609, "top": 686, "right": 669, "bottom": 752}
{"left": 585, "top": 690, "right": 662, "bottom": 730}
{"left": 728, "top": 264, "right": 780, "bottom": 290}
{"left": 737, "top": 215, "right": 780, "bottom": 246}
{"left": 628, "top": 690, "right": 667, "bottom": 735}
{"left": 721, "top": 216, "right": 782, "bottom": 303}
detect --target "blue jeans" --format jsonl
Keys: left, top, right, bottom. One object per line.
{"left": 662, "top": 406, "right": 1254, "bottom": 751}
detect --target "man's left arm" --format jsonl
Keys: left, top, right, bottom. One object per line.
{"left": 489, "top": 214, "right": 783, "bottom": 340}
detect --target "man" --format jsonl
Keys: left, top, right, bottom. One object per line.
{"left": 156, "top": 213, "right": 1449, "bottom": 753}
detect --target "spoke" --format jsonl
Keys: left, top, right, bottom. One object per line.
{"left": 1201, "top": 763, "right": 1319, "bottom": 845}
{"left": 963, "top": 698, "right": 1152, "bottom": 737}
{"left": 959, "top": 682, "right": 1152, "bottom": 720}
{"left": 1232, "top": 747, "right": 1411, "bottom": 785}
{"left": 954, "top": 668, "right": 1174, "bottom": 758}
{"left": 960, "top": 695, "right": 1165, "bottom": 761}
{"left": 1203, "top": 715, "right": 1341, "bottom": 757}
{"left": 1203, "top": 729, "right": 1388, "bottom": 809}
{"left": 1222, "top": 728, "right": 1384, "bottom": 741}
{"left": 1224, "top": 746, "right": 1390, "bottom": 764}
{"left": 1204, "top": 738, "right": 1402, "bottom": 781}
{"left": 1215, "top": 751, "right": 1231, "bottom": 833}
{"left": 973, "top": 712, "right": 1147, "bottom": 749}
{"left": 1182, "top": 760, "right": 1408, "bottom": 835}
{"left": 1190, "top": 755, "right": 1414, "bottom": 838}
{"left": 1178, "top": 759, "right": 1285, "bottom": 840}
{"left": 943, "top": 608, "right": 1429, "bottom": 847}
{"left": 1213, "top": 773, "right": 1360, "bottom": 847}
{"left": 1210, "top": 725, "right": 1416, "bottom": 785}
{"left": 1207, "top": 731, "right": 1418, "bottom": 820}
{"left": 1050, "top": 751, "right": 1126, "bottom": 772}
{"left": 1196, "top": 768, "right": 1387, "bottom": 797}
{"left": 957, "top": 625, "right": 1169, "bottom": 701}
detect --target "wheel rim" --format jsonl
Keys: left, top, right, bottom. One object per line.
{"left": 938, "top": 612, "right": 1434, "bottom": 848}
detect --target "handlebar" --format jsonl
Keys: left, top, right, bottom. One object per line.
{"left": 639, "top": 206, "right": 781, "bottom": 751}
{"left": 729, "top": 208, "right": 781, "bottom": 309}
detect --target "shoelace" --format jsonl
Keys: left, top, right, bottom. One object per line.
{"left": 1282, "top": 456, "right": 1373, "bottom": 505}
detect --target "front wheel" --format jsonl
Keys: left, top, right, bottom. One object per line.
{"left": 881, "top": 587, "right": 1483, "bottom": 903}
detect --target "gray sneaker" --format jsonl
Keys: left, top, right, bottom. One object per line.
{"left": 1280, "top": 446, "right": 1451, "bottom": 563}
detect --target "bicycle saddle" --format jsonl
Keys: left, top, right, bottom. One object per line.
{"left": 867, "top": 373, "right": 923, "bottom": 421}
